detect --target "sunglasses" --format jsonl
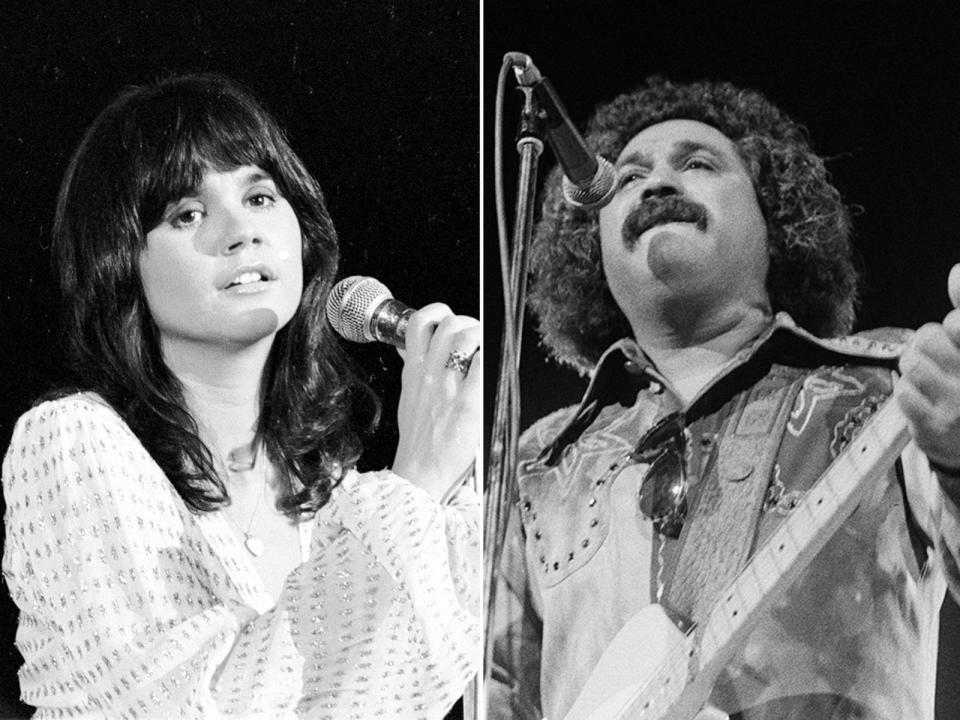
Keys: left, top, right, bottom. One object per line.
{"left": 631, "top": 412, "right": 690, "bottom": 539}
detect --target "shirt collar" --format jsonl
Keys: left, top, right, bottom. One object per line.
{"left": 538, "top": 312, "right": 903, "bottom": 464}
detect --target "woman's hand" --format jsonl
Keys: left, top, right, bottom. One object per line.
{"left": 392, "top": 303, "right": 481, "bottom": 499}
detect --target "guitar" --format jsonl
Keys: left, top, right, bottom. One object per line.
{"left": 563, "top": 396, "right": 910, "bottom": 720}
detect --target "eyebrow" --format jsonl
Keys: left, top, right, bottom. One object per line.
{"left": 174, "top": 168, "right": 277, "bottom": 201}
{"left": 615, "top": 139, "right": 730, "bottom": 169}
{"left": 234, "top": 167, "right": 276, "bottom": 187}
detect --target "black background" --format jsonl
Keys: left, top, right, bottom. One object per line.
{"left": 5, "top": 0, "right": 960, "bottom": 717}
{"left": 0, "top": 1, "right": 477, "bottom": 717}
{"left": 485, "top": 1, "right": 960, "bottom": 718}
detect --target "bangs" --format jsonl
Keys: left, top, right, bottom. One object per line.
{"left": 56, "top": 71, "right": 334, "bottom": 305}
{"left": 126, "top": 77, "right": 287, "bottom": 232}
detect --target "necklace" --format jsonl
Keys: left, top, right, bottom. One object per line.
{"left": 223, "top": 446, "right": 268, "bottom": 558}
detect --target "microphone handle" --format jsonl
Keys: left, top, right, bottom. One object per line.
{"left": 370, "top": 298, "right": 416, "bottom": 348}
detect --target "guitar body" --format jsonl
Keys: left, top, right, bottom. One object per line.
{"left": 565, "top": 604, "right": 723, "bottom": 720}
{"left": 560, "top": 399, "right": 910, "bottom": 720}
{"left": 563, "top": 605, "right": 687, "bottom": 720}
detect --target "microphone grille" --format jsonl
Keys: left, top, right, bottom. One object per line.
{"left": 326, "top": 275, "right": 393, "bottom": 343}
{"left": 561, "top": 156, "right": 616, "bottom": 210}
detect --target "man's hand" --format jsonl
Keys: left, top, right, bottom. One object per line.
{"left": 898, "top": 264, "right": 960, "bottom": 471}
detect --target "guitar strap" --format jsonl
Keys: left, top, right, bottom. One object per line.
{"left": 662, "top": 364, "right": 809, "bottom": 625}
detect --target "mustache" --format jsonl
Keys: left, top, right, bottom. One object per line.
{"left": 621, "top": 196, "right": 709, "bottom": 249}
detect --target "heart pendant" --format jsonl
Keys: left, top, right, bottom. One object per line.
{"left": 244, "top": 534, "right": 265, "bottom": 558}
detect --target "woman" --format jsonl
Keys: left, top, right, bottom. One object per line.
{"left": 2, "top": 74, "right": 480, "bottom": 718}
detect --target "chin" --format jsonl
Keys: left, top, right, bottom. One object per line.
{"left": 645, "top": 233, "right": 717, "bottom": 280}
{"left": 227, "top": 308, "right": 286, "bottom": 344}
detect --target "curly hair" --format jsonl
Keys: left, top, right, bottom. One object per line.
{"left": 52, "top": 73, "right": 379, "bottom": 517}
{"left": 528, "top": 77, "right": 858, "bottom": 373}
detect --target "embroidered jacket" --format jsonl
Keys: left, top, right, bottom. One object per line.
{"left": 489, "top": 313, "right": 960, "bottom": 720}
{"left": 2, "top": 394, "right": 481, "bottom": 719}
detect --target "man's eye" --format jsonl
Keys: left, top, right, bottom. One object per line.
{"left": 616, "top": 171, "right": 645, "bottom": 189}
{"left": 683, "top": 157, "right": 715, "bottom": 171}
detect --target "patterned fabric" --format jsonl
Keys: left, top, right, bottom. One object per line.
{"left": 489, "top": 313, "right": 960, "bottom": 720}
{"left": 2, "top": 394, "right": 481, "bottom": 719}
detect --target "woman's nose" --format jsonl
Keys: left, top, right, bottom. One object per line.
{"left": 220, "top": 213, "right": 264, "bottom": 255}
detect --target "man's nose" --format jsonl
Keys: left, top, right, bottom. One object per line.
{"left": 641, "top": 174, "right": 681, "bottom": 202}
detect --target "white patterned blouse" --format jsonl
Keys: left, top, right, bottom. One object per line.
{"left": 2, "top": 394, "right": 480, "bottom": 719}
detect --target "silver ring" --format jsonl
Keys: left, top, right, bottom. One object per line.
{"left": 445, "top": 349, "right": 474, "bottom": 376}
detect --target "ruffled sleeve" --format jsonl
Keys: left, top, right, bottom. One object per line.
{"left": 2, "top": 396, "right": 480, "bottom": 719}
{"left": 2, "top": 396, "right": 276, "bottom": 717}
{"left": 214, "top": 469, "right": 481, "bottom": 717}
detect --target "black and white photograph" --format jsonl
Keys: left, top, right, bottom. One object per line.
{"left": 485, "top": 3, "right": 960, "bottom": 720}
{"left": 7, "top": 1, "right": 960, "bottom": 719}
{"left": 0, "top": 3, "right": 479, "bottom": 718}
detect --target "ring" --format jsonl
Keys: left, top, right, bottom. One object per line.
{"left": 445, "top": 349, "right": 474, "bottom": 376}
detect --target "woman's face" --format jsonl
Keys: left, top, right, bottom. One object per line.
{"left": 138, "top": 164, "right": 303, "bottom": 357}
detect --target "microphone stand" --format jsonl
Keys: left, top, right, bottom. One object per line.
{"left": 480, "top": 53, "right": 547, "bottom": 716}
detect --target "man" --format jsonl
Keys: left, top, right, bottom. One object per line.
{"left": 489, "top": 77, "right": 960, "bottom": 720}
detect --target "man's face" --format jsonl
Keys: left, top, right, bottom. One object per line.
{"left": 598, "top": 119, "right": 771, "bottom": 333}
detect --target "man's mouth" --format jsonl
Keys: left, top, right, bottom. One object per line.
{"left": 622, "top": 197, "right": 709, "bottom": 249}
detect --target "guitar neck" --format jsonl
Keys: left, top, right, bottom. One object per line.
{"left": 697, "top": 396, "right": 910, "bottom": 674}
{"left": 568, "top": 398, "right": 910, "bottom": 720}
{"left": 580, "top": 396, "right": 913, "bottom": 720}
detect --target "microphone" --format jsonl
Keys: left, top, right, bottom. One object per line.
{"left": 326, "top": 276, "right": 414, "bottom": 349}
{"left": 507, "top": 52, "right": 615, "bottom": 210}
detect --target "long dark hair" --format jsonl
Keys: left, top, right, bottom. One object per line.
{"left": 52, "top": 73, "right": 379, "bottom": 517}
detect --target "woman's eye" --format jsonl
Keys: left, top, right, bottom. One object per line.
{"left": 247, "top": 192, "right": 277, "bottom": 208}
{"left": 170, "top": 209, "right": 203, "bottom": 228}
